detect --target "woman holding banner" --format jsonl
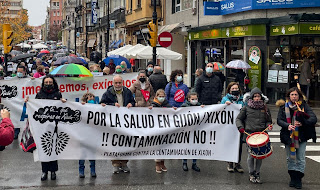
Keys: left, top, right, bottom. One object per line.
{"left": 277, "top": 87, "right": 317, "bottom": 189}
{"left": 165, "top": 70, "right": 189, "bottom": 108}
{"left": 130, "top": 70, "right": 155, "bottom": 107}
{"left": 25, "top": 75, "right": 66, "bottom": 181}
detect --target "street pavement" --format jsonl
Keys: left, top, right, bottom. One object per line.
{"left": 0, "top": 104, "right": 319, "bottom": 190}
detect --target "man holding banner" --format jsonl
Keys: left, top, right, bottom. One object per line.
{"left": 100, "top": 75, "right": 135, "bottom": 174}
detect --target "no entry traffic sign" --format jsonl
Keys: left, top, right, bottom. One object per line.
{"left": 158, "top": 32, "right": 173, "bottom": 48}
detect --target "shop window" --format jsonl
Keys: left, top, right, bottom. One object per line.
{"left": 291, "top": 36, "right": 301, "bottom": 46}
{"left": 302, "top": 37, "right": 313, "bottom": 46}
{"left": 280, "top": 36, "right": 289, "bottom": 46}
{"left": 314, "top": 37, "right": 320, "bottom": 45}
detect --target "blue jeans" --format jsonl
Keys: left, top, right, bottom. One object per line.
{"left": 285, "top": 141, "right": 307, "bottom": 173}
{"left": 183, "top": 159, "right": 197, "bottom": 164}
{"left": 79, "top": 160, "right": 95, "bottom": 171}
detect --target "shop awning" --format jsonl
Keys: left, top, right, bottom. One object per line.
{"left": 158, "top": 23, "right": 184, "bottom": 34}
{"left": 113, "top": 39, "right": 122, "bottom": 49}
{"left": 76, "top": 40, "right": 85, "bottom": 46}
{"left": 87, "top": 39, "right": 96, "bottom": 48}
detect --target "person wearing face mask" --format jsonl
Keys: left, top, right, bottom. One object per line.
{"left": 181, "top": 92, "right": 204, "bottom": 172}
{"left": 33, "top": 65, "right": 46, "bottom": 78}
{"left": 120, "top": 61, "right": 128, "bottom": 73}
{"left": 149, "top": 66, "right": 168, "bottom": 93}
{"left": 16, "top": 65, "right": 28, "bottom": 79}
{"left": 78, "top": 92, "right": 97, "bottom": 178}
{"left": 25, "top": 75, "right": 67, "bottom": 181}
{"left": 195, "top": 63, "right": 222, "bottom": 105}
{"left": 149, "top": 89, "right": 172, "bottom": 173}
{"left": 114, "top": 65, "right": 123, "bottom": 74}
{"left": 108, "top": 59, "right": 116, "bottom": 74}
{"left": 236, "top": 87, "right": 272, "bottom": 184}
{"left": 165, "top": 70, "right": 189, "bottom": 108}
{"left": 130, "top": 71, "right": 155, "bottom": 107}
{"left": 146, "top": 61, "right": 154, "bottom": 78}
{"left": 221, "top": 82, "right": 245, "bottom": 173}
{"left": 100, "top": 75, "right": 135, "bottom": 174}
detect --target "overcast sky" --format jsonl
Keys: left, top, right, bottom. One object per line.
{"left": 23, "top": 0, "right": 50, "bottom": 26}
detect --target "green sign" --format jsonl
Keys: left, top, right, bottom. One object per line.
{"left": 188, "top": 24, "right": 266, "bottom": 40}
{"left": 248, "top": 46, "right": 262, "bottom": 89}
{"left": 270, "top": 24, "right": 299, "bottom": 36}
{"left": 270, "top": 23, "right": 320, "bottom": 36}
{"left": 221, "top": 25, "right": 266, "bottom": 38}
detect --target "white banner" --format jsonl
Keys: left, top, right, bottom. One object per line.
{"left": 0, "top": 73, "right": 137, "bottom": 129}
{"left": 27, "top": 100, "right": 241, "bottom": 162}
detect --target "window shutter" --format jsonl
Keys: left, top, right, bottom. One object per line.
{"left": 172, "top": 0, "right": 176, "bottom": 14}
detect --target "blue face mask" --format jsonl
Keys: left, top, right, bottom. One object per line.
{"left": 148, "top": 67, "right": 153, "bottom": 72}
{"left": 206, "top": 67, "right": 213, "bottom": 74}
{"left": 88, "top": 100, "right": 95, "bottom": 104}
{"left": 17, "top": 72, "right": 24, "bottom": 78}
{"left": 157, "top": 97, "right": 165, "bottom": 103}
{"left": 176, "top": 76, "right": 183, "bottom": 82}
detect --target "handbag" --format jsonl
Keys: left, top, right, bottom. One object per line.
{"left": 20, "top": 119, "right": 36, "bottom": 153}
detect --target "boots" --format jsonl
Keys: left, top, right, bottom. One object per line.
{"left": 288, "top": 170, "right": 296, "bottom": 187}
{"left": 156, "top": 162, "right": 162, "bottom": 173}
{"left": 160, "top": 161, "right": 167, "bottom": 172}
{"left": 41, "top": 172, "right": 48, "bottom": 181}
{"left": 295, "top": 171, "right": 304, "bottom": 189}
{"left": 192, "top": 163, "right": 200, "bottom": 172}
{"left": 51, "top": 172, "right": 56, "bottom": 180}
{"left": 182, "top": 163, "right": 188, "bottom": 171}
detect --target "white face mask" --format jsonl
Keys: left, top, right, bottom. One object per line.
{"left": 176, "top": 76, "right": 183, "bottom": 82}
{"left": 157, "top": 97, "right": 165, "bottom": 103}
{"left": 190, "top": 99, "right": 198, "bottom": 105}
{"left": 206, "top": 67, "right": 213, "bottom": 73}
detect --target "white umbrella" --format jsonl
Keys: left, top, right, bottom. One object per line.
{"left": 16, "top": 43, "right": 31, "bottom": 48}
{"left": 107, "top": 45, "right": 132, "bottom": 56}
{"left": 226, "top": 60, "right": 251, "bottom": 69}
{"left": 126, "top": 45, "right": 149, "bottom": 59}
{"left": 136, "top": 46, "right": 182, "bottom": 60}
{"left": 32, "top": 43, "right": 48, "bottom": 49}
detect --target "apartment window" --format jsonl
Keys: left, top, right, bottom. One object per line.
{"left": 137, "top": 0, "right": 141, "bottom": 8}
{"left": 53, "top": 11, "right": 56, "bottom": 16}
{"left": 57, "top": 11, "right": 59, "bottom": 16}
{"left": 172, "top": 0, "right": 193, "bottom": 14}
{"left": 54, "top": 21, "right": 56, "bottom": 25}
{"left": 53, "top": 2, "right": 56, "bottom": 6}
{"left": 57, "top": 20, "right": 59, "bottom": 24}
{"left": 56, "top": 2, "right": 59, "bottom": 7}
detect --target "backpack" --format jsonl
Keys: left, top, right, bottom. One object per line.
{"left": 20, "top": 119, "right": 36, "bottom": 153}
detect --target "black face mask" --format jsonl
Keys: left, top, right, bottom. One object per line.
{"left": 44, "top": 84, "right": 54, "bottom": 91}
{"left": 231, "top": 90, "right": 240, "bottom": 96}
{"left": 139, "top": 78, "right": 146, "bottom": 83}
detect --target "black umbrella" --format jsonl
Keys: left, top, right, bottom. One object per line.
{"left": 9, "top": 50, "right": 22, "bottom": 56}
{"left": 54, "top": 56, "right": 84, "bottom": 66}
{"left": 10, "top": 53, "right": 36, "bottom": 62}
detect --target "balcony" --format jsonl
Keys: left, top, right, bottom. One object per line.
{"left": 86, "top": 25, "right": 95, "bottom": 32}
{"left": 95, "top": 8, "right": 126, "bottom": 29}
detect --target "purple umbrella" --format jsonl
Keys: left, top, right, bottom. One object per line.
{"left": 54, "top": 56, "right": 85, "bottom": 66}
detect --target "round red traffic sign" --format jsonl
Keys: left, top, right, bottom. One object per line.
{"left": 158, "top": 32, "right": 173, "bottom": 48}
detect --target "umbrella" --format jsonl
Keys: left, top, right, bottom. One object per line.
{"left": 103, "top": 55, "right": 131, "bottom": 68}
{"left": 69, "top": 54, "right": 77, "bottom": 57}
{"left": 226, "top": 60, "right": 251, "bottom": 70}
{"left": 10, "top": 50, "right": 22, "bottom": 56}
{"left": 50, "top": 64, "right": 93, "bottom": 77}
{"left": 10, "top": 53, "right": 36, "bottom": 62}
{"left": 209, "top": 62, "right": 225, "bottom": 71}
{"left": 54, "top": 56, "right": 85, "bottom": 66}
{"left": 40, "top": 50, "right": 50, "bottom": 54}
{"left": 37, "top": 53, "right": 48, "bottom": 58}
{"left": 54, "top": 53, "right": 67, "bottom": 59}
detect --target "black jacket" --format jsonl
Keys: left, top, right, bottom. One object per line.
{"left": 35, "top": 89, "right": 62, "bottom": 100}
{"left": 149, "top": 72, "right": 168, "bottom": 93}
{"left": 151, "top": 99, "right": 171, "bottom": 107}
{"left": 277, "top": 102, "right": 317, "bottom": 145}
{"left": 195, "top": 71, "right": 222, "bottom": 105}
{"left": 100, "top": 86, "right": 135, "bottom": 107}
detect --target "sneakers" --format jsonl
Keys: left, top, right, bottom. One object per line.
{"left": 192, "top": 163, "right": 200, "bottom": 172}
{"left": 51, "top": 172, "right": 56, "bottom": 180}
{"left": 121, "top": 165, "right": 130, "bottom": 173}
{"left": 156, "top": 162, "right": 162, "bottom": 173}
{"left": 227, "top": 162, "right": 234, "bottom": 172}
{"left": 234, "top": 164, "right": 244, "bottom": 173}
{"left": 160, "top": 161, "right": 167, "bottom": 172}
{"left": 41, "top": 172, "right": 48, "bottom": 181}
{"left": 249, "top": 173, "right": 256, "bottom": 183}
{"left": 255, "top": 173, "right": 262, "bottom": 184}
{"left": 113, "top": 166, "right": 121, "bottom": 174}
{"left": 182, "top": 163, "right": 188, "bottom": 171}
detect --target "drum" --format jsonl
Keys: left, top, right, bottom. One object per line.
{"left": 246, "top": 132, "right": 273, "bottom": 160}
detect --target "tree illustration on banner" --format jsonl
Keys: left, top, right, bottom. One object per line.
{"left": 33, "top": 106, "right": 81, "bottom": 156}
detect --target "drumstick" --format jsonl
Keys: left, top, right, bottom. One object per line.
{"left": 244, "top": 131, "right": 251, "bottom": 136}
{"left": 255, "top": 123, "right": 275, "bottom": 139}
{"left": 295, "top": 102, "right": 302, "bottom": 112}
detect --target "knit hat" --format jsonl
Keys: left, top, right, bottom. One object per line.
{"left": 250, "top": 87, "right": 263, "bottom": 100}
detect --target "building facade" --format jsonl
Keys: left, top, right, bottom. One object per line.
{"left": 1, "top": 0, "right": 23, "bottom": 18}
{"left": 61, "top": 0, "right": 76, "bottom": 52}
{"left": 31, "top": 26, "right": 42, "bottom": 40}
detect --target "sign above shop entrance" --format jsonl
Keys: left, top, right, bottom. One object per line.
{"left": 204, "top": 0, "right": 320, "bottom": 16}
{"left": 270, "top": 23, "right": 320, "bottom": 36}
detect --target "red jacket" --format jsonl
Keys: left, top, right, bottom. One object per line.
{"left": 0, "top": 118, "right": 14, "bottom": 146}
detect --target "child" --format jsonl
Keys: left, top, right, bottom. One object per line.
{"left": 149, "top": 89, "right": 172, "bottom": 173}
{"left": 79, "top": 92, "right": 96, "bottom": 178}
{"left": 181, "top": 92, "right": 204, "bottom": 172}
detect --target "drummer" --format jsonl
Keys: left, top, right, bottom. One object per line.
{"left": 236, "top": 87, "right": 273, "bottom": 184}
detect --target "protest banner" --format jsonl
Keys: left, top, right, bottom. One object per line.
{"left": 27, "top": 100, "right": 241, "bottom": 162}
{"left": 0, "top": 73, "right": 137, "bottom": 129}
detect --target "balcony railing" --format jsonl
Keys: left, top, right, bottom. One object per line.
{"left": 95, "top": 8, "right": 126, "bottom": 29}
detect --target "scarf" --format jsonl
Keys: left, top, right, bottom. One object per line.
{"left": 285, "top": 100, "right": 302, "bottom": 159}
{"left": 153, "top": 97, "right": 162, "bottom": 105}
{"left": 247, "top": 99, "right": 265, "bottom": 109}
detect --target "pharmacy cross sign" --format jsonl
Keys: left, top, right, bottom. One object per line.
{"left": 158, "top": 32, "right": 173, "bottom": 48}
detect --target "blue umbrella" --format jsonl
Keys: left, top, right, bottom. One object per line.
{"left": 103, "top": 55, "right": 131, "bottom": 68}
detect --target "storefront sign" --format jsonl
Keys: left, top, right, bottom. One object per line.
{"left": 189, "top": 29, "right": 221, "bottom": 40}
{"left": 248, "top": 46, "right": 262, "bottom": 89}
{"left": 91, "top": 0, "right": 98, "bottom": 24}
{"left": 204, "top": 0, "right": 320, "bottom": 16}
{"left": 221, "top": 25, "right": 266, "bottom": 38}
{"left": 270, "top": 23, "right": 320, "bottom": 36}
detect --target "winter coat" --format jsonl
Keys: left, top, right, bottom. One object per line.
{"left": 221, "top": 94, "right": 244, "bottom": 106}
{"left": 33, "top": 72, "right": 46, "bottom": 78}
{"left": 181, "top": 101, "right": 202, "bottom": 107}
{"left": 149, "top": 72, "right": 168, "bottom": 93}
{"left": 236, "top": 88, "right": 272, "bottom": 133}
{"left": 299, "top": 59, "right": 312, "bottom": 85}
{"left": 195, "top": 71, "right": 222, "bottom": 105}
{"left": 100, "top": 86, "right": 135, "bottom": 107}
{"left": 130, "top": 80, "right": 155, "bottom": 107}
{"left": 165, "top": 82, "right": 189, "bottom": 108}
{"left": 0, "top": 118, "right": 14, "bottom": 146}
{"left": 277, "top": 101, "right": 317, "bottom": 145}
{"left": 151, "top": 99, "right": 171, "bottom": 107}
{"left": 35, "top": 89, "right": 62, "bottom": 100}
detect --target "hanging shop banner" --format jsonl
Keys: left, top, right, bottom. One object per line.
{"left": 91, "top": 0, "right": 98, "bottom": 24}
{"left": 0, "top": 73, "right": 137, "bottom": 129}
{"left": 248, "top": 46, "right": 262, "bottom": 89}
{"left": 204, "top": 0, "right": 320, "bottom": 16}
{"left": 27, "top": 100, "right": 241, "bottom": 162}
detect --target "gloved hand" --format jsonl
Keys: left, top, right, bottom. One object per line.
{"left": 239, "top": 128, "right": 245, "bottom": 133}
{"left": 268, "top": 124, "right": 273, "bottom": 131}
